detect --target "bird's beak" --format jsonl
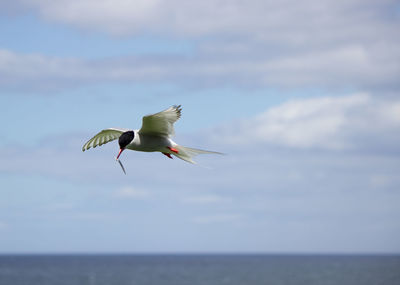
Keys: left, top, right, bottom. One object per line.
{"left": 116, "top": 148, "right": 124, "bottom": 160}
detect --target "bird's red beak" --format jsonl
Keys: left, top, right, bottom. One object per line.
{"left": 116, "top": 148, "right": 124, "bottom": 160}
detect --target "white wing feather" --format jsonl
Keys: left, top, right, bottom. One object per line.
{"left": 138, "top": 105, "right": 182, "bottom": 137}
{"left": 82, "top": 128, "right": 129, "bottom": 151}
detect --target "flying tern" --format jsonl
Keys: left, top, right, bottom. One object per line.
{"left": 82, "top": 105, "right": 221, "bottom": 173}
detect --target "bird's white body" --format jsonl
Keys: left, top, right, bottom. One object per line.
{"left": 126, "top": 130, "right": 176, "bottom": 153}
{"left": 82, "top": 105, "right": 221, "bottom": 165}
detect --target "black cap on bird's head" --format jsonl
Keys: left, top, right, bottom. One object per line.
{"left": 116, "top": 130, "right": 134, "bottom": 160}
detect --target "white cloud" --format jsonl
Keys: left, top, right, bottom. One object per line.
{"left": 215, "top": 93, "right": 400, "bottom": 151}
{"left": 20, "top": 0, "right": 162, "bottom": 35}
{"left": 15, "top": 0, "right": 398, "bottom": 39}
{"left": 114, "top": 186, "right": 150, "bottom": 199}
{"left": 0, "top": 49, "right": 169, "bottom": 91}
{"left": 1, "top": 45, "right": 398, "bottom": 92}
{"left": 1, "top": 0, "right": 398, "bottom": 91}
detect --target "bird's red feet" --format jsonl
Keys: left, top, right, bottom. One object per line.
{"left": 167, "top": 146, "right": 179, "bottom": 154}
{"left": 162, "top": 152, "right": 173, "bottom": 159}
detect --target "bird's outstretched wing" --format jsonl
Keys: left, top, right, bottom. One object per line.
{"left": 82, "top": 128, "right": 129, "bottom": 151}
{"left": 138, "top": 105, "right": 182, "bottom": 137}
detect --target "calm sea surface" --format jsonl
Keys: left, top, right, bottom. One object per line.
{"left": 0, "top": 254, "right": 399, "bottom": 285}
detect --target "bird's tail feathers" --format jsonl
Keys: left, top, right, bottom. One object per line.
{"left": 173, "top": 145, "right": 223, "bottom": 164}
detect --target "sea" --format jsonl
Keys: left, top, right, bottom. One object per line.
{"left": 0, "top": 254, "right": 399, "bottom": 285}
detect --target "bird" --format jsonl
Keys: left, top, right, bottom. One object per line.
{"left": 82, "top": 105, "right": 221, "bottom": 168}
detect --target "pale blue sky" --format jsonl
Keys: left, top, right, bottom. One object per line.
{"left": 0, "top": 0, "right": 399, "bottom": 254}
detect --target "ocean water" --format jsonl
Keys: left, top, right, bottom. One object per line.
{"left": 0, "top": 254, "right": 399, "bottom": 285}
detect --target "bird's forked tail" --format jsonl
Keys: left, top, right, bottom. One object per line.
{"left": 172, "top": 145, "right": 223, "bottom": 164}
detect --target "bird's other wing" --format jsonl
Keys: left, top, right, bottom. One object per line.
{"left": 138, "top": 105, "right": 182, "bottom": 137}
{"left": 82, "top": 128, "right": 129, "bottom": 151}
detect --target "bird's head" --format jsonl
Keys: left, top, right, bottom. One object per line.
{"left": 116, "top": 130, "right": 135, "bottom": 160}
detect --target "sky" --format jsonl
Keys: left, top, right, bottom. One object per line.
{"left": 0, "top": 0, "right": 399, "bottom": 254}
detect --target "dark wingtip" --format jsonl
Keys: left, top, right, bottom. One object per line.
{"left": 173, "top": 105, "right": 182, "bottom": 119}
